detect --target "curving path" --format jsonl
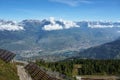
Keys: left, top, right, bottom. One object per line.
{"left": 17, "top": 65, "right": 32, "bottom": 80}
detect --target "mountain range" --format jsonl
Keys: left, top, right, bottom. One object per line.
{"left": 0, "top": 18, "right": 120, "bottom": 61}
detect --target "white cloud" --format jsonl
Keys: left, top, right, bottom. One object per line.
{"left": 43, "top": 24, "right": 63, "bottom": 31}
{"left": 42, "top": 17, "right": 80, "bottom": 31}
{"left": 88, "top": 22, "right": 114, "bottom": 28}
{"left": 117, "top": 31, "right": 120, "bottom": 33}
{"left": 0, "top": 22, "right": 24, "bottom": 31}
{"left": 60, "top": 19, "right": 79, "bottom": 29}
{"left": 42, "top": 17, "right": 63, "bottom": 31}
{"left": 49, "top": 17, "right": 56, "bottom": 24}
{"left": 50, "top": 0, "right": 92, "bottom": 6}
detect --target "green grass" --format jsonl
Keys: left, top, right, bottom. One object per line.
{"left": 0, "top": 60, "right": 19, "bottom": 80}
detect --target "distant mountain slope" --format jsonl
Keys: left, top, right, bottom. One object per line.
{"left": 79, "top": 38, "right": 120, "bottom": 59}
{"left": 0, "top": 60, "right": 19, "bottom": 80}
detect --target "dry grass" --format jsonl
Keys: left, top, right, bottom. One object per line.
{"left": 0, "top": 60, "right": 19, "bottom": 80}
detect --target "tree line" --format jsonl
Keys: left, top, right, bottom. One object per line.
{"left": 36, "top": 59, "right": 120, "bottom": 77}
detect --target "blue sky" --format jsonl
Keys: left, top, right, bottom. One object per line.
{"left": 0, "top": 0, "right": 120, "bottom": 21}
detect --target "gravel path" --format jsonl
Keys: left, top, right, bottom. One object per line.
{"left": 17, "top": 65, "right": 32, "bottom": 80}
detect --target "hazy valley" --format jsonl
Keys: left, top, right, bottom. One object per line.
{"left": 0, "top": 18, "right": 120, "bottom": 61}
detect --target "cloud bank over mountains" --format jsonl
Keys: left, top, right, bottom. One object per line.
{"left": 42, "top": 17, "right": 80, "bottom": 31}
{"left": 42, "top": 17, "right": 63, "bottom": 31}
{"left": 0, "top": 17, "right": 120, "bottom": 31}
{"left": 0, "top": 20, "right": 23, "bottom": 31}
{"left": 88, "top": 22, "right": 120, "bottom": 28}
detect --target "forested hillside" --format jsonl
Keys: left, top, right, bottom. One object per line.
{"left": 36, "top": 59, "right": 120, "bottom": 77}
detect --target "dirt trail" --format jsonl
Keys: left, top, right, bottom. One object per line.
{"left": 17, "top": 65, "right": 32, "bottom": 80}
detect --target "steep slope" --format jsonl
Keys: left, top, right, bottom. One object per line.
{"left": 0, "top": 60, "right": 19, "bottom": 80}
{"left": 79, "top": 38, "right": 120, "bottom": 59}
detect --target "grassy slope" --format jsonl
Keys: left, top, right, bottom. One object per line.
{"left": 0, "top": 60, "right": 19, "bottom": 80}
